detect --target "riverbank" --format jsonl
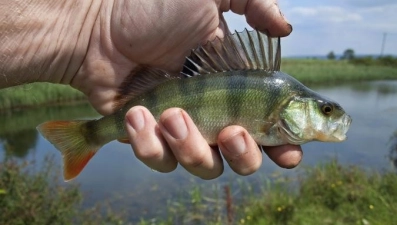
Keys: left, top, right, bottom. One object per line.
{"left": 138, "top": 160, "right": 397, "bottom": 225}
{"left": 1, "top": 59, "right": 396, "bottom": 112}
{"left": 2, "top": 157, "right": 396, "bottom": 225}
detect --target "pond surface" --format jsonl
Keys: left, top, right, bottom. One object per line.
{"left": 1, "top": 80, "right": 397, "bottom": 221}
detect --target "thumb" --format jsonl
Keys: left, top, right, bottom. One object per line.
{"left": 223, "top": 0, "right": 292, "bottom": 37}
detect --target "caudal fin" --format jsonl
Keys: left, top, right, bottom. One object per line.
{"left": 37, "top": 120, "right": 100, "bottom": 181}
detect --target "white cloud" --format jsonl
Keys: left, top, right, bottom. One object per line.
{"left": 224, "top": 1, "right": 397, "bottom": 56}
{"left": 338, "top": 0, "right": 396, "bottom": 7}
{"left": 288, "top": 6, "right": 362, "bottom": 24}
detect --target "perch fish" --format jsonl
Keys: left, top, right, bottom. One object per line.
{"left": 37, "top": 30, "right": 352, "bottom": 181}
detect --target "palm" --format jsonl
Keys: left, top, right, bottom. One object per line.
{"left": 69, "top": 0, "right": 300, "bottom": 178}
{"left": 72, "top": 0, "right": 290, "bottom": 115}
{"left": 111, "top": 0, "right": 226, "bottom": 72}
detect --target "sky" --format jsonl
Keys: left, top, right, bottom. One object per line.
{"left": 224, "top": 0, "right": 397, "bottom": 57}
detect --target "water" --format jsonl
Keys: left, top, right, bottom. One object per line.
{"left": 1, "top": 80, "right": 397, "bottom": 221}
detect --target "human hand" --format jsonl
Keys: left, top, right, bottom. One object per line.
{"left": 70, "top": 0, "right": 301, "bottom": 179}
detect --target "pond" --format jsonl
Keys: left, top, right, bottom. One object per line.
{"left": 1, "top": 80, "right": 397, "bottom": 221}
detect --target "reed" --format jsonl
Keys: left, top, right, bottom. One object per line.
{"left": 0, "top": 82, "right": 86, "bottom": 112}
{"left": 139, "top": 160, "right": 397, "bottom": 225}
{"left": 281, "top": 59, "right": 397, "bottom": 84}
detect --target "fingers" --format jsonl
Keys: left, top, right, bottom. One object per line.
{"left": 218, "top": 126, "right": 262, "bottom": 176}
{"left": 125, "top": 106, "right": 178, "bottom": 172}
{"left": 245, "top": 0, "right": 292, "bottom": 37}
{"left": 225, "top": 0, "right": 292, "bottom": 37}
{"left": 126, "top": 106, "right": 303, "bottom": 179}
{"left": 159, "top": 108, "right": 224, "bottom": 180}
{"left": 264, "top": 145, "right": 303, "bottom": 169}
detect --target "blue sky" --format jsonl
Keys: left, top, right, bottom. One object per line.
{"left": 224, "top": 0, "right": 397, "bottom": 57}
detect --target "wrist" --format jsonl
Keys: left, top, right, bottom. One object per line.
{"left": 0, "top": 0, "right": 102, "bottom": 88}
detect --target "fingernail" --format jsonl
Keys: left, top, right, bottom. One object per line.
{"left": 126, "top": 108, "right": 145, "bottom": 131}
{"left": 162, "top": 110, "right": 188, "bottom": 139}
{"left": 221, "top": 132, "right": 247, "bottom": 155}
{"left": 287, "top": 23, "right": 293, "bottom": 33}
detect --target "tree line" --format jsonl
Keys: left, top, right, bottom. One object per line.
{"left": 327, "top": 49, "right": 397, "bottom": 67}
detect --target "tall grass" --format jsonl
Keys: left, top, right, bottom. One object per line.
{"left": 0, "top": 82, "right": 86, "bottom": 112}
{"left": 0, "top": 157, "right": 126, "bottom": 225}
{"left": 281, "top": 59, "right": 397, "bottom": 84}
{"left": 138, "top": 161, "right": 397, "bottom": 225}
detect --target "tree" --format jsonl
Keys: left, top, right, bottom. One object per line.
{"left": 327, "top": 51, "right": 336, "bottom": 60}
{"left": 341, "top": 48, "right": 355, "bottom": 60}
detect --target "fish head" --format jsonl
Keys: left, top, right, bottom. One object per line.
{"left": 279, "top": 96, "right": 352, "bottom": 145}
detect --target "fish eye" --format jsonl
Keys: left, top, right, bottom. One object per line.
{"left": 321, "top": 103, "right": 334, "bottom": 115}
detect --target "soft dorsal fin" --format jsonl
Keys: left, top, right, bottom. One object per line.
{"left": 113, "top": 65, "right": 180, "bottom": 110}
{"left": 182, "top": 29, "right": 281, "bottom": 76}
{"left": 114, "top": 29, "right": 281, "bottom": 110}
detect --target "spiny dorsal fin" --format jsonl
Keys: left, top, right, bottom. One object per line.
{"left": 114, "top": 30, "right": 281, "bottom": 110}
{"left": 113, "top": 65, "right": 180, "bottom": 110}
{"left": 183, "top": 29, "right": 281, "bottom": 76}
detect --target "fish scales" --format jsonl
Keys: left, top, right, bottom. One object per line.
{"left": 37, "top": 29, "right": 351, "bottom": 181}
{"left": 82, "top": 71, "right": 297, "bottom": 147}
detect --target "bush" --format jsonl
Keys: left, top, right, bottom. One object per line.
{"left": 0, "top": 156, "right": 126, "bottom": 225}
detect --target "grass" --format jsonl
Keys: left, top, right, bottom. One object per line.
{"left": 281, "top": 59, "right": 397, "bottom": 85}
{"left": 1, "top": 59, "right": 397, "bottom": 112}
{"left": 0, "top": 157, "right": 126, "bottom": 225}
{"left": 138, "top": 160, "right": 397, "bottom": 225}
{"left": 0, "top": 82, "right": 86, "bottom": 113}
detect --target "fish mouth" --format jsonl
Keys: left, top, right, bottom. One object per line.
{"left": 330, "top": 114, "right": 352, "bottom": 142}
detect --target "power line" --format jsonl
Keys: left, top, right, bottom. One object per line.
{"left": 380, "top": 33, "right": 386, "bottom": 56}
{"left": 380, "top": 32, "right": 397, "bottom": 56}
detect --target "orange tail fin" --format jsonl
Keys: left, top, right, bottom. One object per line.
{"left": 37, "top": 120, "right": 100, "bottom": 181}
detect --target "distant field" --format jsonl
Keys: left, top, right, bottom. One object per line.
{"left": 281, "top": 58, "right": 397, "bottom": 84}
{"left": 1, "top": 59, "right": 396, "bottom": 112}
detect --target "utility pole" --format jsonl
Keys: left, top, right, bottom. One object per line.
{"left": 380, "top": 32, "right": 387, "bottom": 56}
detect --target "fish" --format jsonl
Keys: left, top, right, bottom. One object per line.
{"left": 37, "top": 29, "right": 352, "bottom": 181}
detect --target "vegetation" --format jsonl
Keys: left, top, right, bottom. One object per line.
{"left": 349, "top": 55, "right": 397, "bottom": 67}
{"left": 340, "top": 49, "right": 355, "bottom": 60}
{"left": 0, "top": 82, "right": 86, "bottom": 113}
{"left": 0, "top": 157, "right": 126, "bottom": 225}
{"left": 281, "top": 58, "right": 397, "bottom": 84}
{"left": 138, "top": 161, "right": 397, "bottom": 225}
{"left": 326, "top": 51, "right": 336, "bottom": 60}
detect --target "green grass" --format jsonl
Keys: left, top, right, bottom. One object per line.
{"left": 0, "top": 82, "right": 86, "bottom": 113}
{"left": 0, "top": 157, "right": 126, "bottom": 225}
{"left": 281, "top": 59, "right": 397, "bottom": 84}
{"left": 139, "top": 160, "right": 397, "bottom": 225}
{"left": 241, "top": 162, "right": 397, "bottom": 225}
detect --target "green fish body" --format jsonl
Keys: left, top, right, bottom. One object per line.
{"left": 37, "top": 30, "right": 351, "bottom": 181}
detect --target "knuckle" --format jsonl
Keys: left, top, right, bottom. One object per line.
{"left": 180, "top": 150, "right": 206, "bottom": 168}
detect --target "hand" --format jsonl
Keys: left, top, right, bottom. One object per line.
{"left": 70, "top": 0, "right": 301, "bottom": 179}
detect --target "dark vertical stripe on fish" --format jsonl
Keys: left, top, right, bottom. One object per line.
{"left": 114, "top": 109, "right": 125, "bottom": 136}
{"left": 227, "top": 73, "right": 247, "bottom": 121}
{"left": 145, "top": 88, "right": 158, "bottom": 115}
{"left": 190, "top": 76, "right": 207, "bottom": 122}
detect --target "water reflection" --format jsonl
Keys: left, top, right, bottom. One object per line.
{"left": 350, "top": 80, "right": 397, "bottom": 96}
{"left": 0, "top": 103, "right": 99, "bottom": 158}
{"left": 0, "top": 80, "right": 396, "bottom": 222}
{"left": 0, "top": 130, "right": 37, "bottom": 158}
